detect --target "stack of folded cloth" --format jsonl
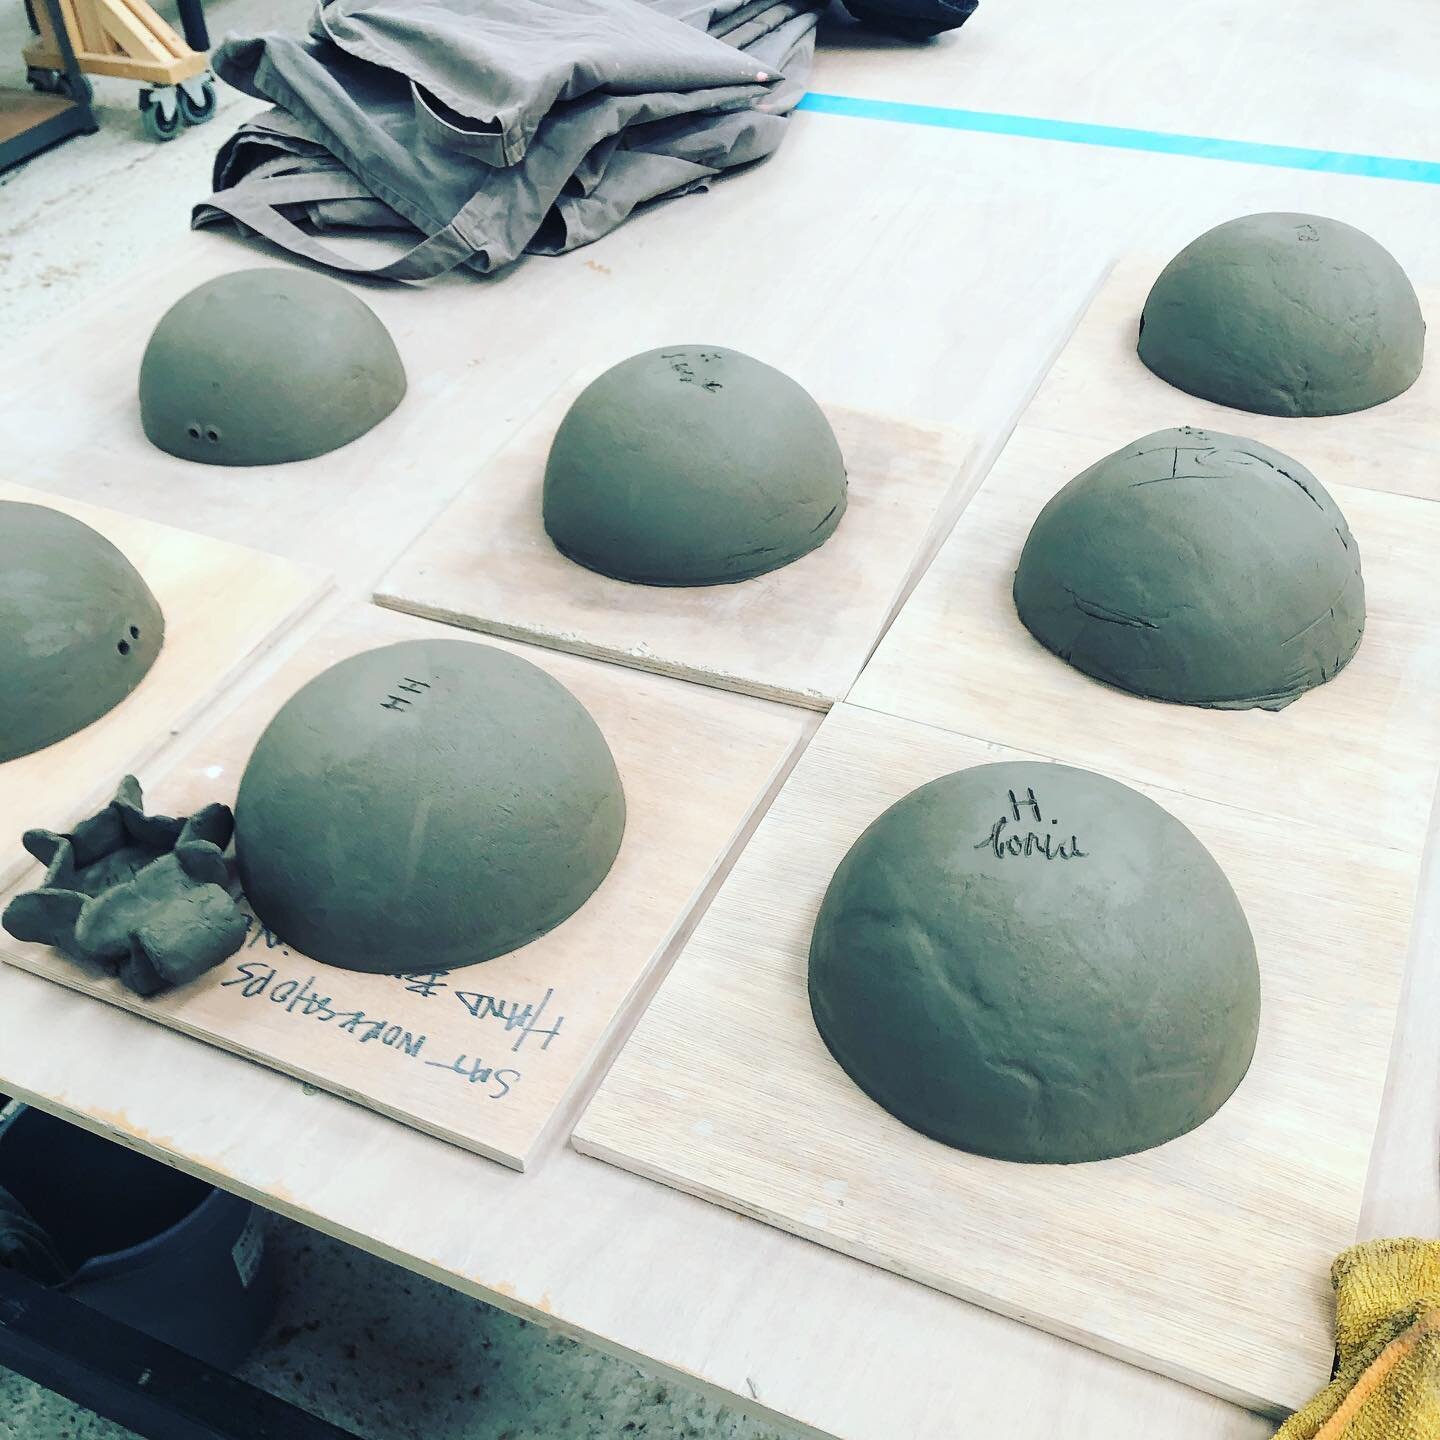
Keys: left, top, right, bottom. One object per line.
{"left": 196, "top": 0, "right": 828, "bottom": 280}
{"left": 194, "top": 0, "right": 977, "bottom": 281}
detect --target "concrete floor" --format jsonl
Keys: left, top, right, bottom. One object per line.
{"left": 0, "top": 1199, "right": 799, "bottom": 1439}
{"left": 0, "top": 0, "right": 800, "bottom": 1431}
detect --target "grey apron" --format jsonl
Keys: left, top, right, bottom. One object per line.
{"left": 194, "top": 0, "right": 821, "bottom": 281}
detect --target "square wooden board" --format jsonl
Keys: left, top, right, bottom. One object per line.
{"left": 1024, "top": 255, "right": 1440, "bottom": 502}
{"left": 1, "top": 605, "right": 809, "bottom": 1171}
{"left": 374, "top": 376, "right": 975, "bottom": 709}
{"left": 0, "top": 482, "right": 329, "bottom": 891}
{"left": 848, "top": 425, "right": 1440, "bottom": 854}
{"left": 574, "top": 703, "right": 1420, "bottom": 1414}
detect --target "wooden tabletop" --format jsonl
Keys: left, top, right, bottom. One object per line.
{"left": 1, "top": 2, "right": 1438, "bottom": 1435}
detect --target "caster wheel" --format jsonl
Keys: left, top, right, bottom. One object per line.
{"left": 25, "top": 66, "right": 60, "bottom": 94}
{"left": 177, "top": 76, "right": 217, "bottom": 126}
{"left": 139, "top": 91, "right": 181, "bottom": 141}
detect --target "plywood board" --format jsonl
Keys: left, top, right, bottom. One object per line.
{"left": 1, "top": 605, "right": 808, "bottom": 1171}
{"left": 575, "top": 703, "right": 1420, "bottom": 1414}
{"left": 1024, "top": 255, "right": 1440, "bottom": 502}
{"left": 375, "top": 378, "right": 975, "bottom": 709}
{"left": 848, "top": 425, "right": 1440, "bottom": 853}
{"left": 0, "top": 482, "right": 329, "bottom": 892}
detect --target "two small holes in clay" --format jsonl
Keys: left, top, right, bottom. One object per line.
{"left": 118, "top": 624, "right": 141, "bottom": 657}
{"left": 186, "top": 423, "right": 222, "bottom": 444}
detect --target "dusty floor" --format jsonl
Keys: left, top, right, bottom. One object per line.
{"left": 0, "top": 0, "right": 799, "bottom": 1430}
{"left": 0, "top": 1206, "right": 799, "bottom": 1440}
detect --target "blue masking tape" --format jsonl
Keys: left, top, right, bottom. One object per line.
{"left": 796, "top": 93, "right": 1440, "bottom": 185}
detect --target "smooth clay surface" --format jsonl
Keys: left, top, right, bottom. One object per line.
{"left": 809, "top": 761, "right": 1261, "bottom": 1164}
{"left": 234, "top": 638, "right": 625, "bottom": 974}
{"left": 1137, "top": 212, "right": 1425, "bottom": 417}
{"left": 543, "top": 346, "right": 847, "bottom": 586}
{"left": 0, "top": 501, "right": 164, "bottom": 764}
{"left": 139, "top": 268, "right": 407, "bottom": 466}
{"left": 1013, "top": 426, "right": 1365, "bottom": 710}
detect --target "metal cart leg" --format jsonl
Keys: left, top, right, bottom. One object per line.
{"left": 173, "top": 0, "right": 210, "bottom": 53}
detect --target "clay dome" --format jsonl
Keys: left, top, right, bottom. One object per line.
{"left": 234, "top": 638, "right": 625, "bottom": 973}
{"left": 0, "top": 501, "right": 164, "bottom": 763}
{"left": 809, "top": 761, "right": 1260, "bottom": 1164}
{"left": 1138, "top": 213, "right": 1425, "bottom": 416}
{"left": 1013, "top": 427, "right": 1364, "bottom": 710}
{"left": 140, "top": 269, "right": 406, "bottom": 466}
{"left": 543, "top": 345, "right": 847, "bottom": 586}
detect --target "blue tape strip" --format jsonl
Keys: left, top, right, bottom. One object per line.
{"left": 796, "top": 93, "right": 1440, "bottom": 185}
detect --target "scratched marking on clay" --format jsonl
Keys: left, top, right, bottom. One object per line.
{"left": 659, "top": 350, "right": 725, "bottom": 392}
{"left": 972, "top": 787, "right": 1089, "bottom": 861}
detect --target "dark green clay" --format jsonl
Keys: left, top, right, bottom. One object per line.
{"left": 809, "top": 762, "right": 1261, "bottom": 1164}
{"left": 0, "top": 501, "right": 164, "bottom": 764}
{"left": 234, "top": 638, "right": 625, "bottom": 974}
{"left": 2, "top": 776, "right": 245, "bottom": 997}
{"left": 543, "top": 346, "right": 847, "bottom": 586}
{"left": 140, "top": 269, "right": 406, "bottom": 466}
{"left": 1013, "top": 426, "right": 1365, "bottom": 710}
{"left": 1138, "top": 213, "right": 1425, "bottom": 417}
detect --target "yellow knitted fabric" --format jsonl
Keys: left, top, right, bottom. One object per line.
{"left": 1277, "top": 1239, "right": 1440, "bottom": 1440}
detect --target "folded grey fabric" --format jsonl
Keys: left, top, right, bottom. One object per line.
{"left": 194, "top": 0, "right": 822, "bottom": 281}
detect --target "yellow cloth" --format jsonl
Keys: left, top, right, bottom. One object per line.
{"left": 1277, "top": 1238, "right": 1440, "bottom": 1440}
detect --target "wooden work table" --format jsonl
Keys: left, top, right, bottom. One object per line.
{"left": 1, "top": 3, "right": 1438, "bottom": 1435}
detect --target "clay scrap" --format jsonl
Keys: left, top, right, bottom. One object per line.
{"left": 2, "top": 776, "right": 246, "bottom": 997}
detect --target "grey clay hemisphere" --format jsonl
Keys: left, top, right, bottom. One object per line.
{"left": 1013, "top": 426, "right": 1365, "bottom": 710}
{"left": 1138, "top": 213, "right": 1425, "bottom": 417}
{"left": 140, "top": 268, "right": 407, "bottom": 466}
{"left": 543, "top": 345, "right": 847, "bottom": 586}
{"left": 0, "top": 501, "right": 164, "bottom": 764}
{"left": 809, "top": 762, "right": 1261, "bottom": 1164}
{"left": 234, "top": 638, "right": 625, "bottom": 974}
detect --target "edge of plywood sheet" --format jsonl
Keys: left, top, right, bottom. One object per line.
{"left": 1, "top": 605, "right": 809, "bottom": 1170}
{"left": 575, "top": 704, "right": 1419, "bottom": 1414}
{"left": 847, "top": 426, "right": 1440, "bottom": 854}
{"left": 1024, "top": 254, "right": 1440, "bottom": 502}
{"left": 0, "top": 483, "right": 331, "bottom": 892}
{"left": 374, "top": 375, "right": 976, "bottom": 710}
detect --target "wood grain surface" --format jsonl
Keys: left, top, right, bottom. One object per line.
{"left": 376, "top": 378, "right": 975, "bottom": 709}
{"left": 1, "top": 604, "right": 808, "bottom": 1170}
{"left": 575, "top": 703, "right": 1420, "bottom": 1413}
{"left": 0, "top": 482, "right": 328, "bottom": 891}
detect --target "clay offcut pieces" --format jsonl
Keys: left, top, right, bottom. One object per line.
{"left": 543, "top": 346, "right": 847, "bottom": 586}
{"left": 139, "top": 269, "right": 407, "bottom": 466}
{"left": 2, "top": 776, "right": 247, "bottom": 997}
{"left": 1013, "top": 427, "right": 1365, "bottom": 710}
{"left": 1, "top": 501, "right": 164, "bottom": 764}
{"left": 1138, "top": 213, "right": 1425, "bottom": 417}
{"left": 234, "top": 638, "right": 626, "bottom": 974}
{"left": 809, "top": 761, "right": 1261, "bottom": 1164}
